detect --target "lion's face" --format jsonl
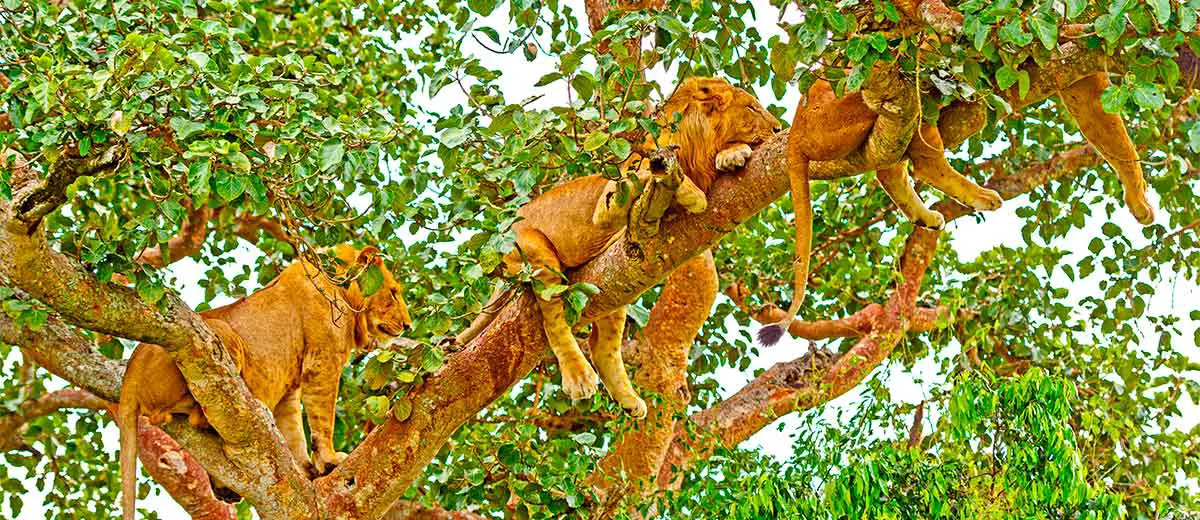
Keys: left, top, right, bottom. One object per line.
{"left": 662, "top": 77, "right": 781, "bottom": 191}
{"left": 362, "top": 266, "right": 413, "bottom": 344}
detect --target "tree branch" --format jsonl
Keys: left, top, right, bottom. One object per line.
{"left": 7, "top": 143, "right": 128, "bottom": 234}
{"left": 0, "top": 168, "right": 315, "bottom": 515}
{"left": 135, "top": 201, "right": 215, "bottom": 269}
{"left": 588, "top": 251, "right": 717, "bottom": 515}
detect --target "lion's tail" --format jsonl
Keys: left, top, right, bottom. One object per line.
{"left": 118, "top": 371, "right": 140, "bottom": 520}
{"left": 758, "top": 151, "right": 811, "bottom": 346}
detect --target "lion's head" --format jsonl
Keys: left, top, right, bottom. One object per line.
{"left": 655, "top": 77, "right": 781, "bottom": 191}
{"left": 334, "top": 245, "right": 413, "bottom": 348}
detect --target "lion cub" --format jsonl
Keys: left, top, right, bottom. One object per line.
{"left": 118, "top": 245, "right": 411, "bottom": 519}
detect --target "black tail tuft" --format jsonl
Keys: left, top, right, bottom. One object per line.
{"left": 756, "top": 323, "right": 786, "bottom": 346}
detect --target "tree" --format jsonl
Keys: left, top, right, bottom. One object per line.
{"left": 1, "top": 0, "right": 1197, "bottom": 518}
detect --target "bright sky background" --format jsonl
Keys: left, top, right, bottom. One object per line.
{"left": 9, "top": 1, "right": 1198, "bottom": 517}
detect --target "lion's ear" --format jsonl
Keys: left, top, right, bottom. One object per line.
{"left": 356, "top": 246, "right": 383, "bottom": 266}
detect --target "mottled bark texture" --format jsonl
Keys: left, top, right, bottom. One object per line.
{"left": 0, "top": 150, "right": 317, "bottom": 517}
{"left": 589, "top": 251, "right": 718, "bottom": 514}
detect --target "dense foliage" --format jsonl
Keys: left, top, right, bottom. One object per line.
{"left": 1, "top": 0, "right": 1198, "bottom": 518}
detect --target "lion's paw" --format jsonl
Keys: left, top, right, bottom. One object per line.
{"left": 716, "top": 144, "right": 753, "bottom": 172}
{"left": 914, "top": 210, "right": 945, "bottom": 230}
{"left": 623, "top": 396, "right": 648, "bottom": 419}
{"left": 560, "top": 361, "right": 599, "bottom": 401}
{"left": 968, "top": 188, "right": 1003, "bottom": 211}
{"left": 312, "top": 451, "right": 349, "bottom": 476}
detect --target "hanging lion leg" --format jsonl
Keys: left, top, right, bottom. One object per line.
{"left": 876, "top": 161, "right": 945, "bottom": 229}
{"left": 589, "top": 307, "right": 647, "bottom": 418}
{"left": 1058, "top": 72, "right": 1154, "bottom": 224}
{"left": 509, "top": 227, "right": 599, "bottom": 400}
{"left": 908, "top": 124, "right": 1002, "bottom": 212}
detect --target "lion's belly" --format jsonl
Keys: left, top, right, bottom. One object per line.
{"left": 516, "top": 176, "right": 620, "bottom": 268}
{"left": 203, "top": 302, "right": 306, "bottom": 409}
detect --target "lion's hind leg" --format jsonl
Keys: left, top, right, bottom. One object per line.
{"left": 514, "top": 227, "right": 600, "bottom": 401}
{"left": 1058, "top": 72, "right": 1154, "bottom": 224}
{"left": 589, "top": 306, "right": 646, "bottom": 418}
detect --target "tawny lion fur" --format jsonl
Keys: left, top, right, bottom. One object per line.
{"left": 119, "top": 244, "right": 412, "bottom": 519}
{"left": 457, "top": 77, "right": 780, "bottom": 417}
{"left": 760, "top": 66, "right": 1153, "bottom": 345}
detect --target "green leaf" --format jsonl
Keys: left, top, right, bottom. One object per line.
{"left": 319, "top": 140, "right": 345, "bottom": 172}
{"left": 583, "top": 131, "right": 609, "bottom": 152}
{"left": 608, "top": 138, "right": 631, "bottom": 159}
{"left": 995, "top": 66, "right": 1019, "bottom": 89}
{"left": 108, "top": 110, "right": 131, "bottom": 136}
{"left": 1099, "top": 84, "right": 1130, "bottom": 114}
{"left": 656, "top": 13, "right": 687, "bottom": 36}
{"left": 187, "top": 51, "right": 211, "bottom": 70}
{"left": 1188, "top": 124, "right": 1200, "bottom": 153}
{"left": 1030, "top": 12, "right": 1059, "bottom": 50}
{"left": 1065, "top": 0, "right": 1087, "bottom": 18}
{"left": 364, "top": 395, "right": 389, "bottom": 419}
{"left": 1094, "top": 14, "right": 1125, "bottom": 44}
{"left": 170, "top": 117, "right": 207, "bottom": 141}
{"left": 1132, "top": 84, "right": 1164, "bottom": 110}
{"left": 136, "top": 277, "right": 166, "bottom": 304}
{"left": 360, "top": 264, "right": 384, "bottom": 296}
{"left": 392, "top": 397, "right": 413, "bottom": 421}
{"left": 467, "top": 0, "right": 499, "bottom": 16}
{"left": 213, "top": 171, "right": 246, "bottom": 201}
{"left": 572, "top": 432, "right": 596, "bottom": 445}
{"left": 440, "top": 127, "right": 470, "bottom": 147}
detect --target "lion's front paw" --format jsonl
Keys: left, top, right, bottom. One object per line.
{"left": 914, "top": 209, "right": 946, "bottom": 230}
{"left": 967, "top": 188, "right": 1003, "bottom": 211}
{"left": 715, "top": 144, "right": 753, "bottom": 172}
{"left": 623, "top": 396, "right": 648, "bottom": 419}
{"left": 560, "top": 360, "right": 599, "bottom": 401}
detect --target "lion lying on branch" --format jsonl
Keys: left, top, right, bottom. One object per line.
{"left": 458, "top": 77, "right": 780, "bottom": 417}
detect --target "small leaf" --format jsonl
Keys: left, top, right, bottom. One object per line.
{"left": 319, "top": 140, "right": 345, "bottom": 172}
{"left": 213, "top": 172, "right": 246, "bottom": 201}
{"left": 1094, "top": 14, "right": 1125, "bottom": 44}
{"left": 109, "top": 110, "right": 131, "bottom": 136}
{"left": 572, "top": 432, "right": 597, "bottom": 445}
{"left": 1149, "top": 0, "right": 1171, "bottom": 23}
{"left": 995, "top": 65, "right": 1019, "bottom": 89}
{"left": 1132, "top": 84, "right": 1165, "bottom": 110}
{"left": 392, "top": 397, "right": 413, "bottom": 421}
{"left": 656, "top": 13, "right": 687, "bottom": 36}
{"left": 608, "top": 138, "right": 631, "bottom": 159}
{"left": 137, "top": 277, "right": 166, "bottom": 304}
{"left": 187, "top": 51, "right": 211, "bottom": 70}
{"left": 439, "top": 127, "right": 470, "bottom": 147}
{"left": 364, "top": 396, "right": 389, "bottom": 419}
{"left": 1065, "top": 0, "right": 1087, "bottom": 18}
{"left": 583, "top": 131, "right": 609, "bottom": 152}
{"left": 170, "top": 117, "right": 206, "bottom": 141}
{"left": 360, "top": 264, "right": 384, "bottom": 296}
{"left": 1099, "top": 84, "right": 1130, "bottom": 114}
{"left": 1030, "top": 12, "right": 1059, "bottom": 50}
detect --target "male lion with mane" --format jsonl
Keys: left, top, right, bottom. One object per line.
{"left": 459, "top": 77, "right": 780, "bottom": 417}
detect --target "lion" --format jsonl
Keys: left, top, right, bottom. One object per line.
{"left": 118, "top": 244, "right": 412, "bottom": 519}
{"left": 457, "top": 77, "right": 780, "bottom": 417}
{"left": 757, "top": 63, "right": 1155, "bottom": 345}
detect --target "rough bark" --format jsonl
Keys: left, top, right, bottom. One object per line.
{"left": 588, "top": 251, "right": 718, "bottom": 514}
{"left": 656, "top": 138, "right": 1116, "bottom": 487}
{"left": 0, "top": 154, "right": 316, "bottom": 517}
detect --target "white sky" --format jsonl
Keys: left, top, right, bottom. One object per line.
{"left": 9, "top": 1, "right": 1198, "bottom": 517}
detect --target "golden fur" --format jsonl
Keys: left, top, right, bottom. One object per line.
{"left": 458, "top": 77, "right": 779, "bottom": 416}
{"left": 119, "top": 245, "right": 411, "bottom": 519}
{"left": 759, "top": 69, "right": 1153, "bottom": 345}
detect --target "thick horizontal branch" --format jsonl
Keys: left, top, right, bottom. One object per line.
{"left": 0, "top": 312, "right": 125, "bottom": 401}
